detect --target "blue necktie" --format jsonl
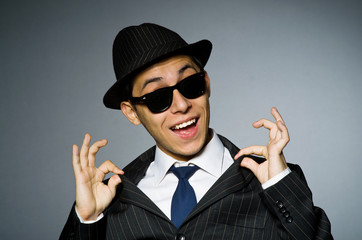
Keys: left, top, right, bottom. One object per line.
{"left": 169, "top": 165, "right": 199, "bottom": 228}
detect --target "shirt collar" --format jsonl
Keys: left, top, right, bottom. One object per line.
{"left": 152, "top": 129, "right": 225, "bottom": 185}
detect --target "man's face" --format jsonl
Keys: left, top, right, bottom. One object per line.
{"left": 121, "top": 55, "right": 211, "bottom": 161}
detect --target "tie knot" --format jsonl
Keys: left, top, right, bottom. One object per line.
{"left": 170, "top": 165, "right": 199, "bottom": 180}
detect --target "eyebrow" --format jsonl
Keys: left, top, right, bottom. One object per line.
{"left": 140, "top": 64, "right": 197, "bottom": 91}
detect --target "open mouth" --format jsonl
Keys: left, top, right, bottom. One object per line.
{"left": 170, "top": 118, "right": 199, "bottom": 140}
{"left": 171, "top": 118, "right": 197, "bottom": 130}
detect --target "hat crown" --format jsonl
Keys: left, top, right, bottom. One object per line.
{"left": 113, "top": 23, "right": 187, "bottom": 82}
{"left": 104, "top": 23, "right": 212, "bottom": 110}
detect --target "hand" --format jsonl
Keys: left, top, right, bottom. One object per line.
{"left": 72, "top": 133, "right": 124, "bottom": 221}
{"left": 234, "top": 107, "right": 289, "bottom": 184}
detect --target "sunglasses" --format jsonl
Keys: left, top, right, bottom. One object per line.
{"left": 130, "top": 71, "right": 206, "bottom": 113}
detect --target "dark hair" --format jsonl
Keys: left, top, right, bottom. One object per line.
{"left": 121, "top": 55, "right": 203, "bottom": 102}
{"left": 121, "top": 77, "right": 135, "bottom": 102}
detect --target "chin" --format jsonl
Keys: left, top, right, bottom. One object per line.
{"left": 178, "top": 138, "right": 208, "bottom": 158}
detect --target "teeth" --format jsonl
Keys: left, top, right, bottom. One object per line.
{"left": 172, "top": 119, "right": 196, "bottom": 130}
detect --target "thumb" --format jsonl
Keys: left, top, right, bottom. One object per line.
{"left": 240, "top": 157, "right": 260, "bottom": 176}
{"left": 108, "top": 174, "right": 122, "bottom": 196}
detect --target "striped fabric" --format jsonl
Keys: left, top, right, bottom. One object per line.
{"left": 60, "top": 135, "right": 333, "bottom": 239}
{"left": 112, "top": 24, "right": 189, "bottom": 83}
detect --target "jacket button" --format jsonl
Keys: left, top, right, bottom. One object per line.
{"left": 286, "top": 216, "right": 293, "bottom": 223}
{"left": 175, "top": 234, "right": 186, "bottom": 240}
{"left": 276, "top": 201, "right": 284, "bottom": 208}
{"left": 279, "top": 207, "right": 287, "bottom": 213}
{"left": 283, "top": 211, "right": 290, "bottom": 218}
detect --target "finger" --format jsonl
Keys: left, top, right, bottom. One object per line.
{"left": 240, "top": 157, "right": 260, "bottom": 175}
{"left": 107, "top": 174, "right": 122, "bottom": 196}
{"left": 72, "top": 144, "right": 81, "bottom": 173}
{"left": 252, "top": 118, "right": 275, "bottom": 130}
{"left": 271, "top": 107, "right": 285, "bottom": 124}
{"left": 98, "top": 160, "right": 124, "bottom": 175}
{"left": 241, "top": 145, "right": 268, "bottom": 158}
{"left": 275, "top": 120, "right": 290, "bottom": 146}
{"left": 234, "top": 149, "right": 243, "bottom": 160}
{"left": 234, "top": 145, "right": 268, "bottom": 160}
{"left": 253, "top": 118, "right": 283, "bottom": 141}
{"left": 80, "top": 133, "right": 91, "bottom": 169}
{"left": 253, "top": 107, "right": 286, "bottom": 130}
{"left": 88, "top": 139, "right": 108, "bottom": 167}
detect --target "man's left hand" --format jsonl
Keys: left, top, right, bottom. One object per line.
{"left": 234, "top": 107, "right": 289, "bottom": 184}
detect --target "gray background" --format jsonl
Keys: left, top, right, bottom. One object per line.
{"left": 1, "top": 0, "right": 361, "bottom": 239}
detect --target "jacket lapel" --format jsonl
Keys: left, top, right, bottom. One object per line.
{"left": 115, "top": 134, "right": 260, "bottom": 227}
{"left": 115, "top": 146, "right": 171, "bottom": 222}
{"left": 184, "top": 134, "right": 257, "bottom": 222}
{"left": 185, "top": 159, "right": 255, "bottom": 220}
{"left": 118, "top": 175, "right": 171, "bottom": 222}
{"left": 123, "top": 146, "right": 156, "bottom": 185}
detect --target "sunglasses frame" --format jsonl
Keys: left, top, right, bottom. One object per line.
{"left": 130, "top": 71, "right": 206, "bottom": 113}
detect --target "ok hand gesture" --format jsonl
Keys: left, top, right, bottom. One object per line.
{"left": 72, "top": 134, "right": 124, "bottom": 221}
{"left": 234, "top": 107, "right": 289, "bottom": 184}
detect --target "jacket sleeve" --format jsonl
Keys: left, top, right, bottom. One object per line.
{"left": 59, "top": 203, "right": 106, "bottom": 240}
{"left": 260, "top": 164, "right": 333, "bottom": 240}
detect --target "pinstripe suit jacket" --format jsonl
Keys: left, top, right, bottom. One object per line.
{"left": 60, "top": 135, "right": 333, "bottom": 239}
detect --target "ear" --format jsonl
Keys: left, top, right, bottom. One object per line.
{"left": 204, "top": 71, "right": 211, "bottom": 97}
{"left": 120, "top": 101, "right": 141, "bottom": 125}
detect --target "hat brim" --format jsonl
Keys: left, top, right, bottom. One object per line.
{"left": 103, "top": 39, "right": 212, "bottom": 110}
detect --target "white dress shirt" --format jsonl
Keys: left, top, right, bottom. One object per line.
{"left": 137, "top": 130, "right": 234, "bottom": 219}
{"left": 77, "top": 130, "right": 291, "bottom": 223}
{"left": 137, "top": 130, "right": 291, "bottom": 219}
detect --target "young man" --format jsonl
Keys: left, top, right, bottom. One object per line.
{"left": 60, "top": 23, "right": 332, "bottom": 239}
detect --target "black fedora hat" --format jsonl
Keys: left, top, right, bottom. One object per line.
{"left": 103, "top": 23, "right": 212, "bottom": 110}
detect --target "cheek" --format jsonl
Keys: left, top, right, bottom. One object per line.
{"left": 202, "top": 100, "right": 211, "bottom": 127}
{"left": 137, "top": 109, "right": 166, "bottom": 132}
{"left": 200, "top": 97, "right": 210, "bottom": 115}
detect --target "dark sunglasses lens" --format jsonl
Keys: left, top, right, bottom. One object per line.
{"left": 180, "top": 73, "right": 206, "bottom": 99}
{"left": 146, "top": 88, "right": 173, "bottom": 113}
{"left": 143, "top": 72, "right": 205, "bottom": 113}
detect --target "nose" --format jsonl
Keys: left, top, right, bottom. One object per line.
{"left": 169, "top": 89, "right": 191, "bottom": 113}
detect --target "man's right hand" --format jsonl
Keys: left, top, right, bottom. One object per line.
{"left": 72, "top": 133, "right": 124, "bottom": 221}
